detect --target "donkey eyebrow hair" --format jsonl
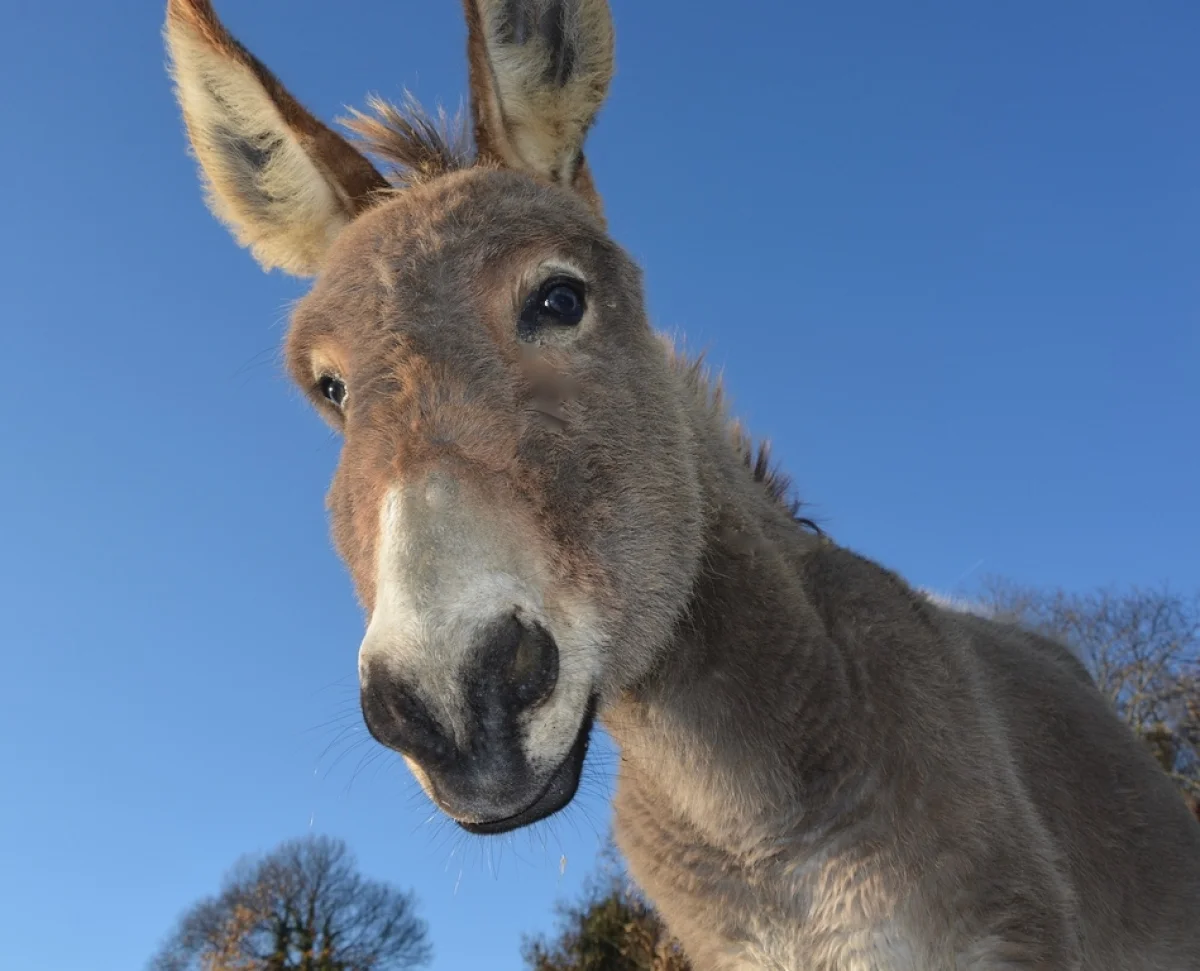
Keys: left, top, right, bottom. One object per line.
{"left": 524, "top": 259, "right": 589, "bottom": 292}
{"left": 305, "top": 343, "right": 342, "bottom": 375}
{"left": 310, "top": 356, "right": 344, "bottom": 381}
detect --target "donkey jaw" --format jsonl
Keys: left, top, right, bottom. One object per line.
{"left": 458, "top": 694, "right": 597, "bottom": 835}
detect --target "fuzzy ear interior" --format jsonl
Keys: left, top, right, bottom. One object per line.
{"left": 164, "top": 0, "right": 388, "bottom": 276}
{"left": 462, "top": 0, "right": 614, "bottom": 215}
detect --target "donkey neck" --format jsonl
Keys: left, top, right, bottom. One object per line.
{"left": 604, "top": 398, "right": 869, "bottom": 856}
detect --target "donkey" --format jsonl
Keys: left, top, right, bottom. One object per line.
{"left": 164, "top": 1, "right": 1200, "bottom": 967}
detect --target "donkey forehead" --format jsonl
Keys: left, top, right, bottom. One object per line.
{"left": 327, "top": 171, "right": 601, "bottom": 285}
{"left": 287, "top": 170, "right": 609, "bottom": 355}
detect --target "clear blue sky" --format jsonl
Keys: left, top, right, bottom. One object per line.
{"left": 1, "top": 1, "right": 1197, "bottom": 968}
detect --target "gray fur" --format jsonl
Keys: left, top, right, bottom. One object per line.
{"left": 607, "top": 420, "right": 1200, "bottom": 966}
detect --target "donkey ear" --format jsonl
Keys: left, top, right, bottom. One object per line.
{"left": 462, "top": 0, "right": 614, "bottom": 215}
{"left": 164, "top": 0, "right": 389, "bottom": 276}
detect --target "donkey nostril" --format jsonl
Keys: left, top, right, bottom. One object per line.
{"left": 360, "top": 666, "right": 452, "bottom": 767}
{"left": 507, "top": 617, "right": 559, "bottom": 709}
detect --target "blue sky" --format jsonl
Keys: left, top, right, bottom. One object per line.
{"left": 1, "top": 1, "right": 1197, "bottom": 968}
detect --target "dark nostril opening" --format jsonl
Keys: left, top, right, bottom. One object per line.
{"left": 360, "top": 665, "right": 453, "bottom": 766}
{"left": 498, "top": 614, "right": 559, "bottom": 710}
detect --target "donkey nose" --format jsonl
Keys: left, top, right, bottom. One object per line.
{"left": 360, "top": 614, "right": 559, "bottom": 766}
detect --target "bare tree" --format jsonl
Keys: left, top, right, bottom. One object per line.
{"left": 149, "top": 835, "right": 432, "bottom": 971}
{"left": 979, "top": 580, "right": 1200, "bottom": 806}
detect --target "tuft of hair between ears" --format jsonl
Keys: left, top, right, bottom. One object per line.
{"left": 341, "top": 94, "right": 474, "bottom": 189}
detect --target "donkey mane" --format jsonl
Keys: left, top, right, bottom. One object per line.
{"left": 672, "top": 349, "right": 815, "bottom": 527}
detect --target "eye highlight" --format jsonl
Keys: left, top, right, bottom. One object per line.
{"left": 317, "top": 374, "right": 347, "bottom": 408}
{"left": 519, "top": 276, "right": 587, "bottom": 339}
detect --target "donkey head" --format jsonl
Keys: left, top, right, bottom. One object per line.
{"left": 166, "top": 0, "right": 705, "bottom": 832}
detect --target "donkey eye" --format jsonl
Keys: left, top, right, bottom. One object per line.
{"left": 317, "top": 374, "right": 347, "bottom": 408}
{"left": 541, "top": 281, "right": 585, "bottom": 322}
{"left": 520, "top": 277, "right": 587, "bottom": 337}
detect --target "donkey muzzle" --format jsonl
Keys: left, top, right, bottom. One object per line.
{"left": 360, "top": 614, "right": 591, "bottom": 832}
